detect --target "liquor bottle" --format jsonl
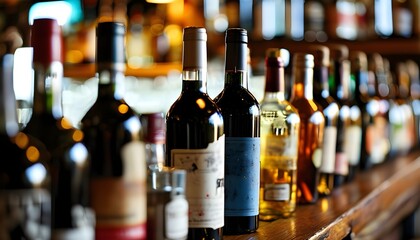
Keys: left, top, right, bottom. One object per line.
{"left": 329, "top": 44, "right": 362, "bottom": 186}
{"left": 23, "top": 18, "right": 94, "bottom": 239}
{"left": 0, "top": 49, "right": 51, "bottom": 240}
{"left": 347, "top": 51, "right": 367, "bottom": 180}
{"left": 213, "top": 28, "right": 260, "bottom": 234}
{"left": 392, "top": 0, "right": 413, "bottom": 38}
{"left": 289, "top": 53, "right": 325, "bottom": 204}
{"left": 259, "top": 48, "right": 300, "bottom": 220}
{"left": 81, "top": 21, "right": 147, "bottom": 239}
{"left": 406, "top": 60, "right": 420, "bottom": 147}
{"left": 362, "top": 53, "right": 391, "bottom": 168}
{"left": 306, "top": 45, "right": 339, "bottom": 196}
{"left": 389, "top": 62, "right": 416, "bottom": 156}
{"left": 304, "top": 0, "right": 328, "bottom": 42}
{"left": 166, "top": 27, "right": 225, "bottom": 240}
{"left": 147, "top": 167, "right": 188, "bottom": 240}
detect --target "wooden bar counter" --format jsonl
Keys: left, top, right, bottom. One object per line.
{"left": 226, "top": 150, "right": 420, "bottom": 240}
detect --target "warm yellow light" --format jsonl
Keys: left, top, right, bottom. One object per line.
{"left": 118, "top": 104, "right": 129, "bottom": 114}
{"left": 27, "top": 146, "right": 40, "bottom": 162}
{"left": 66, "top": 50, "right": 84, "bottom": 64}
{"left": 15, "top": 132, "right": 29, "bottom": 149}
{"left": 196, "top": 98, "right": 206, "bottom": 109}
{"left": 60, "top": 118, "right": 73, "bottom": 130}
{"left": 72, "top": 129, "right": 84, "bottom": 142}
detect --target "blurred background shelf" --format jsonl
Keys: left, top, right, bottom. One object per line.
{"left": 225, "top": 151, "right": 420, "bottom": 240}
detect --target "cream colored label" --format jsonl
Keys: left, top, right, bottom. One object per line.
{"left": 320, "top": 126, "right": 337, "bottom": 173}
{"left": 344, "top": 125, "right": 362, "bottom": 165}
{"left": 171, "top": 135, "right": 225, "bottom": 229}
{"left": 264, "top": 183, "right": 290, "bottom": 201}
{"left": 165, "top": 197, "right": 189, "bottom": 239}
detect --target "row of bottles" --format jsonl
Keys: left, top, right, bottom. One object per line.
{"left": 1, "top": 17, "right": 420, "bottom": 240}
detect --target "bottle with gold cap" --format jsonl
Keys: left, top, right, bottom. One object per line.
{"left": 259, "top": 48, "right": 300, "bottom": 219}
{"left": 23, "top": 18, "right": 94, "bottom": 238}
{"left": 289, "top": 53, "right": 324, "bottom": 204}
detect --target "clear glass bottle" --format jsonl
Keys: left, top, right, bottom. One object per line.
{"left": 213, "top": 28, "right": 260, "bottom": 234}
{"left": 0, "top": 49, "right": 51, "bottom": 240}
{"left": 140, "top": 112, "right": 166, "bottom": 169}
{"left": 166, "top": 27, "right": 224, "bottom": 240}
{"left": 259, "top": 48, "right": 300, "bottom": 220}
{"left": 306, "top": 45, "right": 339, "bottom": 196}
{"left": 147, "top": 167, "right": 188, "bottom": 240}
{"left": 290, "top": 53, "right": 325, "bottom": 204}
{"left": 23, "top": 18, "right": 94, "bottom": 239}
{"left": 81, "top": 21, "right": 146, "bottom": 240}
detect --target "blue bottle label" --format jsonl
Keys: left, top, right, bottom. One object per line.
{"left": 225, "top": 137, "right": 260, "bottom": 216}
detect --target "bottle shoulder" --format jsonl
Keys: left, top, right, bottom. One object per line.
{"left": 214, "top": 87, "right": 260, "bottom": 109}
{"left": 167, "top": 91, "right": 223, "bottom": 119}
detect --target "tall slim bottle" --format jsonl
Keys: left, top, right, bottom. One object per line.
{"left": 0, "top": 50, "right": 51, "bottom": 240}
{"left": 290, "top": 53, "right": 325, "bottom": 204}
{"left": 349, "top": 51, "right": 369, "bottom": 178}
{"left": 166, "top": 27, "right": 225, "bottom": 240}
{"left": 328, "top": 44, "right": 359, "bottom": 187}
{"left": 23, "top": 18, "right": 94, "bottom": 239}
{"left": 259, "top": 48, "right": 300, "bottom": 220}
{"left": 307, "top": 45, "right": 339, "bottom": 196}
{"left": 81, "top": 22, "right": 147, "bottom": 239}
{"left": 213, "top": 28, "right": 260, "bottom": 234}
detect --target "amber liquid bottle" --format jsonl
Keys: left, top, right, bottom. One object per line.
{"left": 290, "top": 53, "right": 325, "bottom": 204}
{"left": 81, "top": 22, "right": 147, "bottom": 239}
{"left": 307, "top": 45, "right": 339, "bottom": 196}
{"left": 0, "top": 52, "right": 51, "bottom": 240}
{"left": 23, "top": 18, "right": 94, "bottom": 239}
{"left": 213, "top": 28, "right": 260, "bottom": 234}
{"left": 259, "top": 48, "right": 300, "bottom": 220}
{"left": 166, "top": 27, "right": 224, "bottom": 240}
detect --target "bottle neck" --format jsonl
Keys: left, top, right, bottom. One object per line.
{"left": 32, "top": 61, "right": 64, "bottom": 119}
{"left": 264, "top": 58, "right": 286, "bottom": 101}
{"left": 224, "top": 70, "right": 247, "bottom": 89}
{"left": 224, "top": 40, "right": 248, "bottom": 89}
{"left": 313, "top": 65, "right": 330, "bottom": 97}
{"left": 182, "top": 69, "right": 207, "bottom": 93}
{"left": 333, "top": 60, "right": 351, "bottom": 101}
{"left": 0, "top": 54, "right": 19, "bottom": 137}
{"left": 96, "top": 66, "right": 126, "bottom": 100}
{"left": 292, "top": 66, "right": 314, "bottom": 100}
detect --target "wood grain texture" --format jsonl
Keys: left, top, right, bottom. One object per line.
{"left": 225, "top": 150, "right": 420, "bottom": 240}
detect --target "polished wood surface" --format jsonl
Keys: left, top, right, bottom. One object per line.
{"left": 225, "top": 150, "right": 420, "bottom": 240}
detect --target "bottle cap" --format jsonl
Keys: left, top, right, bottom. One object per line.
{"left": 96, "top": 21, "right": 126, "bottom": 70}
{"left": 265, "top": 48, "right": 285, "bottom": 68}
{"left": 306, "top": 45, "right": 330, "bottom": 67}
{"left": 182, "top": 27, "right": 207, "bottom": 70}
{"left": 328, "top": 43, "right": 349, "bottom": 61}
{"left": 350, "top": 51, "right": 368, "bottom": 71}
{"left": 225, "top": 28, "right": 248, "bottom": 71}
{"left": 293, "top": 53, "right": 314, "bottom": 69}
{"left": 31, "top": 18, "right": 62, "bottom": 67}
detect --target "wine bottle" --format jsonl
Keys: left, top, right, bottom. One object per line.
{"left": 0, "top": 49, "right": 51, "bottom": 240}
{"left": 349, "top": 50, "right": 369, "bottom": 178}
{"left": 362, "top": 53, "right": 391, "bottom": 168}
{"left": 306, "top": 45, "right": 339, "bottom": 196}
{"left": 23, "top": 18, "right": 94, "bottom": 239}
{"left": 166, "top": 27, "right": 225, "bottom": 240}
{"left": 81, "top": 21, "right": 147, "bottom": 240}
{"left": 259, "top": 48, "right": 300, "bottom": 220}
{"left": 328, "top": 44, "right": 352, "bottom": 187}
{"left": 289, "top": 53, "right": 324, "bottom": 204}
{"left": 213, "top": 28, "right": 260, "bottom": 234}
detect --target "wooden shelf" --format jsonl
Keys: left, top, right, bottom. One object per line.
{"left": 225, "top": 150, "right": 420, "bottom": 240}
{"left": 63, "top": 62, "right": 182, "bottom": 79}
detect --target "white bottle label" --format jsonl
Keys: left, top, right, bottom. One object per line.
{"left": 171, "top": 135, "right": 225, "bottom": 229}
{"left": 344, "top": 125, "right": 362, "bottom": 166}
{"left": 165, "top": 197, "right": 189, "bottom": 240}
{"left": 320, "top": 126, "right": 337, "bottom": 173}
{"left": 264, "top": 183, "right": 290, "bottom": 201}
